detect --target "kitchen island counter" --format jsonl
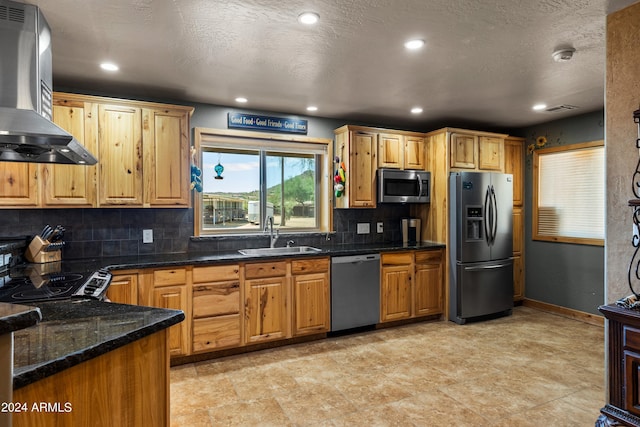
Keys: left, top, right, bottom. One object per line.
{"left": 13, "top": 299, "right": 183, "bottom": 390}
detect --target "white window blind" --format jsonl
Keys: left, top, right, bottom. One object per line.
{"left": 534, "top": 142, "right": 604, "bottom": 244}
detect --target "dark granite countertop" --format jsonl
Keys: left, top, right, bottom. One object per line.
{"left": 0, "top": 303, "right": 41, "bottom": 335}
{"left": 94, "top": 241, "right": 446, "bottom": 271}
{"left": 12, "top": 299, "right": 184, "bottom": 390}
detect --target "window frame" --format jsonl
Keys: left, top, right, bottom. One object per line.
{"left": 193, "top": 127, "right": 333, "bottom": 237}
{"left": 532, "top": 139, "right": 604, "bottom": 246}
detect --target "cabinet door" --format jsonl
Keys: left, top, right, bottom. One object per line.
{"left": 142, "top": 108, "right": 190, "bottom": 207}
{"left": 450, "top": 133, "right": 477, "bottom": 169}
{"left": 153, "top": 285, "right": 189, "bottom": 356}
{"left": 0, "top": 162, "right": 38, "bottom": 206}
{"left": 512, "top": 207, "right": 523, "bottom": 254}
{"left": 193, "top": 314, "right": 241, "bottom": 352}
{"left": 98, "top": 104, "right": 143, "bottom": 206}
{"left": 380, "top": 265, "right": 412, "bottom": 322}
{"left": 513, "top": 254, "right": 524, "bottom": 300}
{"left": 350, "top": 131, "right": 377, "bottom": 207}
{"left": 478, "top": 136, "right": 504, "bottom": 171}
{"left": 414, "top": 251, "right": 444, "bottom": 316}
{"left": 42, "top": 100, "right": 97, "bottom": 206}
{"left": 504, "top": 137, "right": 524, "bottom": 206}
{"left": 244, "top": 276, "right": 289, "bottom": 343}
{"left": 293, "top": 272, "right": 330, "bottom": 336}
{"left": 404, "top": 136, "right": 425, "bottom": 170}
{"left": 106, "top": 273, "right": 138, "bottom": 305}
{"left": 378, "top": 133, "right": 403, "bottom": 169}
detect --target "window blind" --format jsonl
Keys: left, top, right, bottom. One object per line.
{"left": 535, "top": 143, "right": 604, "bottom": 242}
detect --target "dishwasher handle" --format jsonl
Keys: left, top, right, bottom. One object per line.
{"left": 331, "top": 254, "right": 380, "bottom": 264}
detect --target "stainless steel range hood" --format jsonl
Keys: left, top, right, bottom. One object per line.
{"left": 0, "top": 0, "right": 97, "bottom": 165}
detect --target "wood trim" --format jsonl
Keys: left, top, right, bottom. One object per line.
{"left": 522, "top": 298, "right": 604, "bottom": 327}
{"left": 424, "top": 127, "right": 509, "bottom": 139}
{"left": 54, "top": 91, "right": 194, "bottom": 115}
{"left": 333, "top": 124, "right": 426, "bottom": 138}
{"left": 196, "top": 127, "right": 333, "bottom": 145}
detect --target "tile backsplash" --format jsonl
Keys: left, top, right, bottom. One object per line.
{"left": 2, "top": 205, "right": 411, "bottom": 259}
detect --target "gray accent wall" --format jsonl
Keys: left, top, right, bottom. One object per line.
{"left": 519, "top": 109, "right": 605, "bottom": 315}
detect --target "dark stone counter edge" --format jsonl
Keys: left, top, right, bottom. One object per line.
{"left": 101, "top": 242, "right": 447, "bottom": 271}
{"left": 12, "top": 309, "right": 184, "bottom": 390}
{"left": 0, "top": 305, "right": 42, "bottom": 335}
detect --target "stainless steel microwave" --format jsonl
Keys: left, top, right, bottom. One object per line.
{"left": 377, "top": 169, "right": 430, "bottom": 204}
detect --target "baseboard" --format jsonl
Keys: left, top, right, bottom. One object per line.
{"left": 522, "top": 298, "right": 604, "bottom": 327}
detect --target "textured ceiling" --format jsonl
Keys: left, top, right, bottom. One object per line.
{"left": 28, "top": 0, "right": 639, "bottom": 131}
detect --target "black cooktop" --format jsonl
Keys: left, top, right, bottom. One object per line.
{"left": 0, "top": 261, "right": 112, "bottom": 304}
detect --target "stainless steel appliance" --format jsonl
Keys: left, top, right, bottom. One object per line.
{"left": 0, "top": 0, "right": 97, "bottom": 164}
{"left": 331, "top": 254, "right": 380, "bottom": 331}
{"left": 449, "top": 171, "right": 513, "bottom": 324}
{"left": 378, "top": 169, "right": 430, "bottom": 204}
{"left": 401, "top": 218, "right": 421, "bottom": 244}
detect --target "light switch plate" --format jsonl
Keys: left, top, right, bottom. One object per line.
{"left": 142, "top": 229, "right": 153, "bottom": 244}
{"left": 377, "top": 222, "right": 383, "bottom": 233}
{"left": 357, "top": 223, "right": 370, "bottom": 234}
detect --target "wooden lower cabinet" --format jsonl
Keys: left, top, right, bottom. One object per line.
{"left": 292, "top": 258, "right": 330, "bottom": 336}
{"left": 13, "top": 330, "right": 170, "bottom": 427}
{"left": 153, "top": 285, "right": 189, "bottom": 356}
{"left": 244, "top": 260, "right": 290, "bottom": 344}
{"left": 381, "top": 263, "right": 412, "bottom": 322}
{"left": 414, "top": 250, "right": 444, "bottom": 316}
{"left": 191, "top": 264, "right": 242, "bottom": 352}
{"left": 380, "top": 250, "right": 445, "bottom": 322}
{"left": 106, "top": 272, "right": 138, "bottom": 305}
{"left": 244, "top": 275, "right": 289, "bottom": 344}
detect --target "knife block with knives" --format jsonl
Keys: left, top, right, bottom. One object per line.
{"left": 25, "top": 225, "right": 66, "bottom": 263}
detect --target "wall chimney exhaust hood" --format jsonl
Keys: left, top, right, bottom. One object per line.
{"left": 0, "top": 0, "right": 97, "bottom": 165}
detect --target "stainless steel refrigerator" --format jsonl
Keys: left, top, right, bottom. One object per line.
{"left": 449, "top": 171, "right": 514, "bottom": 324}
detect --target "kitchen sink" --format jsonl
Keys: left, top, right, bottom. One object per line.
{"left": 238, "top": 246, "right": 322, "bottom": 256}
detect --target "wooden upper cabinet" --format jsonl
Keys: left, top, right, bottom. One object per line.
{"left": 42, "top": 99, "right": 97, "bottom": 207}
{"left": 98, "top": 104, "right": 143, "bottom": 206}
{"left": 504, "top": 137, "right": 524, "bottom": 206}
{"left": 404, "top": 136, "right": 425, "bottom": 170}
{"left": 142, "top": 108, "right": 190, "bottom": 207}
{"left": 0, "top": 162, "right": 38, "bottom": 206}
{"left": 478, "top": 136, "right": 504, "bottom": 171}
{"left": 450, "top": 133, "right": 477, "bottom": 169}
{"left": 378, "top": 133, "right": 403, "bottom": 168}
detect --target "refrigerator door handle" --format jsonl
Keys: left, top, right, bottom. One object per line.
{"left": 491, "top": 185, "right": 498, "bottom": 244}
{"left": 484, "top": 186, "right": 491, "bottom": 245}
{"left": 463, "top": 261, "right": 513, "bottom": 271}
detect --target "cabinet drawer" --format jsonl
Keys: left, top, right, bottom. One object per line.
{"left": 153, "top": 268, "right": 186, "bottom": 286}
{"left": 415, "top": 250, "right": 443, "bottom": 264}
{"left": 192, "top": 264, "right": 239, "bottom": 283}
{"left": 193, "top": 281, "right": 240, "bottom": 318}
{"left": 244, "top": 261, "right": 287, "bottom": 279}
{"left": 291, "top": 258, "right": 329, "bottom": 275}
{"left": 381, "top": 252, "right": 412, "bottom": 265}
{"left": 192, "top": 315, "right": 241, "bottom": 352}
{"left": 624, "top": 326, "right": 640, "bottom": 351}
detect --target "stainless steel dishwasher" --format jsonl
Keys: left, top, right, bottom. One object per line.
{"left": 331, "top": 253, "right": 380, "bottom": 332}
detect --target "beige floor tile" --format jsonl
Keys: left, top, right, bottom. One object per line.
{"left": 274, "top": 379, "right": 358, "bottom": 424}
{"left": 170, "top": 307, "right": 605, "bottom": 426}
{"left": 208, "top": 397, "right": 293, "bottom": 426}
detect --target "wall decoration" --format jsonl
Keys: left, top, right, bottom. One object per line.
{"left": 227, "top": 112, "right": 308, "bottom": 134}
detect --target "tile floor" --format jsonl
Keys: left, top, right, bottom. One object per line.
{"left": 170, "top": 306, "right": 605, "bottom": 426}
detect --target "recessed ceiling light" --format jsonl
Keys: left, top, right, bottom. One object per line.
{"left": 100, "top": 62, "right": 119, "bottom": 72}
{"left": 532, "top": 104, "right": 547, "bottom": 111}
{"left": 306, "top": 106, "right": 318, "bottom": 112}
{"left": 235, "top": 97, "right": 248, "bottom": 103}
{"left": 404, "top": 39, "right": 425, "bottom": 50}
{"left": 298, "top": 12, "right": 319, "bottom": 25}
{"left": 410, "top": 107, "right": 423, "bottom": 114}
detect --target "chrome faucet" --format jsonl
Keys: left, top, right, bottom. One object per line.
{"left": 264, "top": 216, "right": 279, "bottom": 248}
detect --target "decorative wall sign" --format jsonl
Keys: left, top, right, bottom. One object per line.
{"left": 227, "top": 113, "right": 308, "bottom": 134}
